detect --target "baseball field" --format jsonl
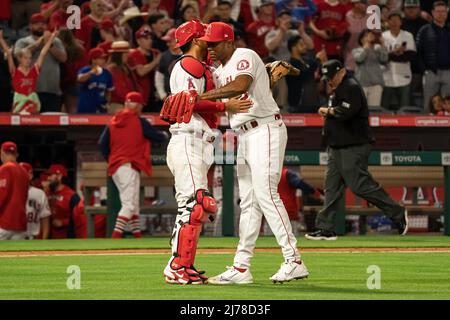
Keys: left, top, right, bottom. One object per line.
{"left": 0, "top": 236, "right": 449, "bottom": 300}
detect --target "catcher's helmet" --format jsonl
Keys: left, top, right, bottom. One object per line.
{"left": 174, "top": 20, "right": 207, "bottom": 48}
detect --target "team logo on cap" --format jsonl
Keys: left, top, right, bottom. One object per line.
{"left": 237, "top": 59, "right": 249, "bottom": 71}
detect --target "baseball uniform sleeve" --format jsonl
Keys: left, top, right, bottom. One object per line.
{"left": 99, "top": 126, "right": 111, "bottom": 160}
{"left": 233, "top": 50, "right": 258, "bottom": 80}
{"left": 169, "top": 62, "right": 205, "bottom": 94}
{"left": 0, "top": 167, "right": 11, "bottom": 206}
{"left": 140, "top": 118, "right": 169, "bottom": 143}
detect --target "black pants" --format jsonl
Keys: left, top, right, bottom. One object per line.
{"left": 315, "top": 144, "right": 404, "bottom": 232}
{"left": 38, "top": 92, "right": 62, "bottom": 113}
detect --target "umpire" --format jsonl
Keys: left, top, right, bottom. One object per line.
{"left": 305, "top": 60, "right": 408, "bottom": 240}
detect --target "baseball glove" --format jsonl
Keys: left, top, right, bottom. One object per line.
{"left": 160, "top": 90, "right": 198, "bottom": 124}
{"left": 265, "top": 60, "right": 300, "bottom": 88}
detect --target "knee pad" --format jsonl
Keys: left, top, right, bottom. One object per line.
{"left": 190, "top": 189, "right": 217, "bottom": 224}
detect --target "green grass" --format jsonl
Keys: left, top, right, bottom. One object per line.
{"left": 1, "top": 252, "right": 449, "bottom": 300}
{"left": 1, "top": 236, "right": 449, "bottom": 300}
{"left": 0, "top": 235, "right": 449, "bottom": 252}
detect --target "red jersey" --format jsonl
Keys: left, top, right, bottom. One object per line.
{"left": 313, "top": 0, "right": 349, "bottom": 57}
{"left": 128, "top": 48, "right": 160, "bottom": 105}
{"left": 47, "top": 185, "right": 79, "bottom": 239}
{"left": 75, "top": 15, "right": 101, "bottom": 51}
{"left": 246, "top": 20, "right": 275, "bottom": 58}
{"left": 0, "top": 0, "right": 11, "bottom": 20}
{"left": 278, "top": 168, "right": 299, "bottom": 221}
{"left": 0, "top": 162, "right": 29, "bottom": 231}
{"left": 107, "top": 108, "right": 152, "bottom": 176}
{"left": 98, "top": 41, "right": 112, "bottom": 54}
{"left": 12, "top": 65, "right": 40, "bottom": 96}
{"left": 48, "top": 8, "right": 71, "bottom": 30}
{"left": 107, "top": 65, "right": 140, "bottom": 104}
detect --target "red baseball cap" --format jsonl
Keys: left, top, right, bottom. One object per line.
{"left": 135, "top": 26, "right": 152, "bottom": 39}
{"left": 48, "top": 164, "right": 68, "bottom": 177}
{"left": 19, "top": 162, "right": 33, "bottom": 174}
{"left": 174, "top": 20, "right": 207, "bottom": 48}
{"left": 161, "top": 28, "right": 176, "bottom": 42}
{"left": 125, "top": 91, "right": 145, "bottom": 105}
{"left": 30, "top": 13, "right": 46, "bottom": 25}
{"left": 89, "top": 47, "right": 107, "bottom": 61}
{"left": 199, "top": 22, "right": 234, "bottom": 43}
{"left": 100, "top": 18, "right": 114, "bottom": 31}
{"left": 1, "top": 141, "right": 17, "bottom": 153}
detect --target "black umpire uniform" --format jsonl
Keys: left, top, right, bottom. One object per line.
{"left": 306, "top": 60, "right": 407, "bottom": 239}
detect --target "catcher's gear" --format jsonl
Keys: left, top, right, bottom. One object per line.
{"left": 169, "top": 189, "right": 217, "bottom": 269}
{"left": 160, "top": 90, "right": 198, "bottom": 124}
{"left": 265, "top": 60, "right": 300, "bottom": 88}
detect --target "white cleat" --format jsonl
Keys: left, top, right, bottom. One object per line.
{"left": 270, "top": 261, "right": 309, "bottom": 284}
{"left": 207, "top": 266, "right": 254, "bottom": 285}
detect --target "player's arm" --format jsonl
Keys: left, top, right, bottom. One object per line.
{"left": 199, "top": 75, "right": 253, "bottom": 101}
{"left": 140, "top": 118, "right": 169, "bottom": 143}
{"left": 40, "top": 193, "right": 51, "bottom": 239}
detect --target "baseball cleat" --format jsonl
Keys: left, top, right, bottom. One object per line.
{"left": 270, "top": 261, "right": 309, "bottom": 284}
{"left": 164, "top": 265, "right": 203, "bottom": 285}
{"left": 305, "top": 230, "right": 337, "bottom": 240}
{"left": 186, "top": 266, "right": 208, "bottom": 283}
{"left": 207, "top": 266, "right": 253, "bottom": 285}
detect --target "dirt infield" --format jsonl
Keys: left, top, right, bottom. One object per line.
{"left": 1, "top": 247, "right": 450, "bottom": 257}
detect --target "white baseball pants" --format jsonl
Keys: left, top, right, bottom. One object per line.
{"left": 233, "top": 119, "right": 300, "bottom": 268}
{"left": 0, "top": 228, "right": 27, "bottom": 240}
{"left": 112, "top": 163, "right": 140, "bottom": 219}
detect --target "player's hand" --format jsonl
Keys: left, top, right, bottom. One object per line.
{"left": 318, "top": 107, "right": 329, "bottom": 117}
{"left": 52, "top": 219, "right": 63, "bottom": 228}
{"left": 224, "top": 97, "right": 252, "bottom": 113}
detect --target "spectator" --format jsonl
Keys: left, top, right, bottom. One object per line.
{"left": 429, "top": 93, "right": 444, "bottom": 115}
{"left": 275, "top": 0, "right": 317, "bottom": 23}
{"left": 0, "top": 0, "right": 12, "bottom": 30}
{"left": 154, "top": 28, "right": 182, "bottom": 101}
{"left": 210, "top": 0, "right": 245, "bottom": 35}
{"left": 246, "top": 0, "right": 276, "bottom": 59}
{"left": 11, "top": 0, "right": 42, "bottom": 32}
{"left": 128, "top": 26, "right": 161, "bottom": 112}
{"left": 0, "top": 33, "right": 13, "bottom": 112}
{"left": 19, "top": 162, "right": 51, "bottom": 240}
{"left": 0, "top": 142, "right": 29, "bottom": 240}
{"left": 286, "top": 34, "right": 326, "bottom": 113}
{"left": 175, "top": 4, "right": 200, "bottom": 26}
{"left": 58, "top": 28, "right": 88, "bottom": 114}
{"left": 402, "top": 0, "right": 428, "bottom": 106}
{"left": 107, "top": 41, "right": 139, "bottom": 113}
{"left": 444, "top": 95, "right": 450, "bottom": 115}
{"left": 1, "top": 28, "right": 57, "bottom": 114}
{"left": 77, "top": 47, "right": 114, "bottom": 113}
{"left": 14, "top": 14, "right": 67, "bottom": 112}
{"left": 343, "top": 0, "right": 368, "bottom": 72}
{"left": 416, "top": 1, "right": 450, "bottom": 113}
{"left": 48, "top": 0, "right": 73, "bottom": 30}
{"left": 98, "top": 17, "right": 117, "bottom": 53}
{"left": 309, "top": 0, "right": 348, "bottom": 61}
{"left": 265, "top": 10, "right": 313, "bottom": 61}
{"left": 142, "top": 0, "right": 170, "bottom": 18}
{"left": 46, "top": 164, "right": 81, "bottom": 239}
{"left": 381, "top": 11, "right": 416, "bottom": 111}
{"left": 352, "top": 29, "right": 388, "bottom": 108}
{"left": 148, "top": 13, "right": 170, "bottom": 52}
{"left": 75, "top": 0, "right": 107, "bottom": 51}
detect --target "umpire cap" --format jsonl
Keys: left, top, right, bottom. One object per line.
{"left": 320, "top": 59, "right": 344, "bottom": 81}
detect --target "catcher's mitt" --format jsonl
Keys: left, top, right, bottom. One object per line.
{"left": 160, "top": 90, "right": 198, "bottom": 124}
{"left": 265, "top": 60, "right": 300, "bottom": 88}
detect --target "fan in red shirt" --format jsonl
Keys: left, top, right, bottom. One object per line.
{"left": 0, "top": 0, "right": 11, "bottom": 21}
{"left": 107, "top": 41, "right": 140, "bottom": 113}
{"left": 98, "top": 17, "right": 117, "bottom": 54}
{"left": 309, "top": 0, "right": 349, "bottom": 60}
{"left": 128, "top": 26, "right": 161, "bottom": 111}
{"left": 46, "top": 164, "right": 82, "bottom": 239}
{"left": 75, "top": 0, "right": 107, "bottom": 51}
{"left": 0, "top": 142, "right": 29, "bottom": 240}
{"left": 246, "top": 0, "right": 276, "bottom": 59}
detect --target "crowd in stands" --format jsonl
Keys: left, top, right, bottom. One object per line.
{"left": 0, "top": 0, "right": 449, "bottom": 115}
